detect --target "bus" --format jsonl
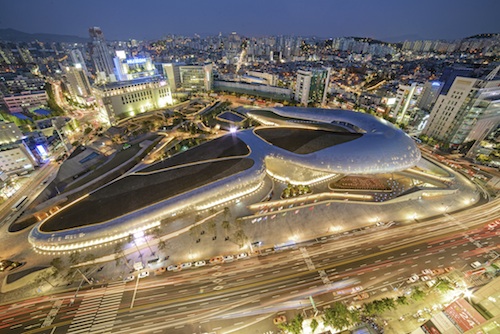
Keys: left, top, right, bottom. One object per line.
{"left": 11, "top": 196, "right": 28, "bottom": 212}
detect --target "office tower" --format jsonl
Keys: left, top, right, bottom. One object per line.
{"left": 113, "top": 53, "right": 156, "bottom": 82}
{"left": 157, "top": 63, "right": 181, "bottom": 92}
{"left": 417, "top": 81, "right": 444, "bottom": 112}
{"left": 69, "top": 49, "right": 90, "bottom": 76}
{"left": 93, "top": 75, "right": 172, "bottom": 126}
{"left": 295, "top": 67, "right": 331, "bottom": 106}
{"left": 393, "top": 83, "right": 423, "bottom": 124}
{"left": 64, "top": 65, "right": 92, "bottom": 104}
{"left": 89, "top": 27, "right": 115, "bottom": 83}
{"left": 423, "top": 66, "right": 500, "bottom": 148}
{"left": 178, "top": 63, "right": 213, "bottom": 91}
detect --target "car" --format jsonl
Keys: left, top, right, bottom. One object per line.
{"left": 421, "top": 269, "right": 433, "bottom": 275}
{"left": 154, "top": 267, "right": 166, "bottom": 275}
{"left": 432, "top": 268, "right": 446, "bottom": 276}
{"left": 223, "top": 255, "right": 234, "bottom": 262}
{"left": 124, "top": 275, "right": 135, "bottom": 282}
{"left": 209, "top": 256, "right": 224, "bottom": 264}
{"left": 386, "top": 221, "right": 397, "bottom": 227}
{"left": 194, "top": 260, "right": 206, "bottom": 267}
{"left": 407, "top": 274, "right": 419, "bottom": 283}
{"left": 351, "top": 286, "right": 364, "bottom": 293}
{"left": 487, "top": 220, "right": 499, "bottom": 230}
{"left": 180, "top": 262, "right": 192, "bottom": 269}
{"left": 376, "top": 221, "right": 385, "bottom": 227}
{"left": 444, "top": 266, "right": 455, "bottom": 273}
{"left": 237, "top": 252, "right": 248, "bottom": 259}
{"left": 138, "top": 271, "right": 150, "bottom": 279}
{"left": 353, "top": 292, "right": 370, "bottom": 301}
{"left": 471, "top": 261, "right": 482, "bottom": 269}
{"left": 426, "top": 280, "right": 437, "bottom": 288}
{"left": 273, "top": 315, "right": 287, "bottom": 325}
{"left": 421, "top": 275, "right": 432, "bottom": 281}
{"left": 167, "top": 264, "right": 181, "bottom": 272}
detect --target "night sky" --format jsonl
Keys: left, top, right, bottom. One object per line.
{"left": 1, "top": 0, "right": 499, "bottom": 41}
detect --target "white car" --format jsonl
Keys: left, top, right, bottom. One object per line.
{"left": 407, "top": 274, "right": 419, "bottom": 283}
{"left": 223, "top": 255, "right": 234, "bottom": 262}
{"left": 237, "top": 252, "right": 248, "bottom": 259}
{"left": 167, "top": 264, "right": 181, "bottom": 272}
{"left": 421, "top": 269, "right": 432, "bottom": 275}
{"left": 376, "top": 221, "right": 385, "bottom": 227}
{"left": 420, "top": 275, "right": 432, "bottom": 281}
{"left": 194, "top": 260, "right": 206, "bottom": 267}
{"left": 180, "top": 262, "right": 192, "bottom": 269}
{"left": 124, "top": 275, "right": 135, "bottom": 282}
{"left": 470, "top": 261, "right": 482, "bottom": 269}
{"left": 138, "top": 271, "right": 150, "bottom": 279}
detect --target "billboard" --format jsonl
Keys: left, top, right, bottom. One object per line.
{"left": 444, "top": 299, "right": 486, "bottom": 332}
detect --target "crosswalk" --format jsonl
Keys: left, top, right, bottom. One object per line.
{"left": 67, "top": 281, "right": 125, "bottom": 334}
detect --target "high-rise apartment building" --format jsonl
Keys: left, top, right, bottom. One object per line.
{"left": 295, "top": 68, "right": 331, "bottom": 106}
{"left": 89, "top": 27, "right": 115, "bottom": 83}
{"left": 423, "top": 68, "right": 500, "bottom": 148}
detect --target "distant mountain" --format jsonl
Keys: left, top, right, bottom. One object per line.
{"left": 0, "top": 28, "right": 88, "bottom": 43}
{"left": 464, "top": 33, "right": 499, "bottom": 40}
{"left": 380, "top": 34, "right": 426, "bottom": 43}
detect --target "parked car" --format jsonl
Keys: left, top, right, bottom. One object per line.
{"left": 421, "top": 275, "right": 432, "bottom": 281}
{"left": 138, "top": 271, "right": 150, "bottom": 279}
{"left": 407, "top": 274, "right": 419, "bottom": 283}
{"left": 154, "top": 267, "right": 166, "bottom": 275}
{"left": 444, "top": 266, "right": 455, "bottom": 273}
{"left": 124, "top": 275, "right": 135, "bottom": 282}
{"left": 209, "top": 256, "right": 224, "bottom": 264}
{"left": 237, "top": 252, "right": 248, "bottom": 259}
{"left": 432, "top": 268, "right": 446, "bottom": 276}
{"left": 180, "top": 262, "right": 192, "bottom": 270}
{"left": 223, "top": 255, "right": 234, "bottom": 262}
{"left": 167, "top": 264, "right": 181, "bottom": 272}
{"left": 194, "top": 260, "right": 206, "bottom": 267}
{"left": 421, "top": 269, "right": 432, "bottom": 275}
{"left": 273, "top": 315, "right": 287, "bottom": 325}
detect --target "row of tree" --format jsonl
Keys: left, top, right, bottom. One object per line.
{"left": 277, "top": 279, "right": 455, "bottom": 333}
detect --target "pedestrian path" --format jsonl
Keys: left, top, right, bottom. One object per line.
{"left": 67, "top": 281, "right": 125, "bottom": 333}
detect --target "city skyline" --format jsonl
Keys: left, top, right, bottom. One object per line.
{"left": 1, "top": 0, "right": 499, "bottom": 42}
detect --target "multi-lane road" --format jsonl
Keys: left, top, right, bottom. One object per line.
{"left": 0, "top": 197, "right": 498, "bottom": 334}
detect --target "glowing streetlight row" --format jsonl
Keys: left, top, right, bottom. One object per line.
{"left": 32, "top": 221, "right": 160, "bottom": 253}
{"left": 196, "top": 181, "right": 263, "bottom": 210}
{"left": 266, "top": 167, "right": 337, "bottom": 186}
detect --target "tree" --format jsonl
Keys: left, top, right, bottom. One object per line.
{"left": 207, "top": 220, "right": 217, "bottom": 237}
{"left": 277, "top": 314, "right": 303, "bottom": 334}
{"left": 310, "top": 318, "right": 319, "bottom": 333}
{"left": 396, "top": 295, "right": 409, "bottom": 306}
{"left": 381, "top": 297, "right": 396, "bottom": 310}
{"left": 322, "top": 302, "right": 353, "bottom": 330}
{"left": 222, "top": 220, "right": 231, "bottom": 237}
{"left": 50, "top": 257, "right": 64, "bottom": 272}
{"left": 434, "top": 278, "right": 454, "bottom": 294}
{"left": 223, "top": 206, "right": 231, "bottom": 219}
{"left": 69, "top": 251, "right": 81, "bottom": 265}
{"left": 411, "top": 287, "right": 426, "bottom": 301}
{"left": 232, "top": 228, "right": 248, "bottom": 248}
